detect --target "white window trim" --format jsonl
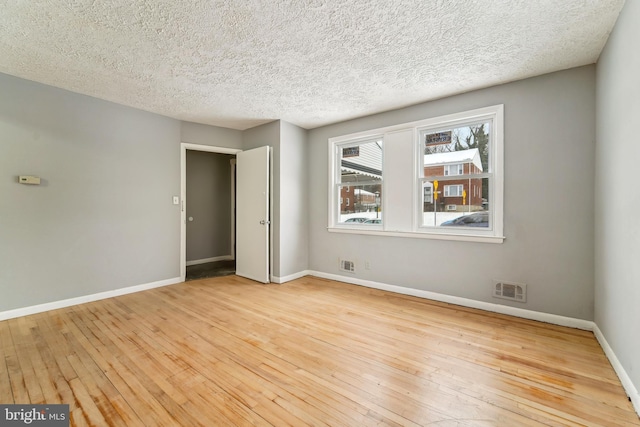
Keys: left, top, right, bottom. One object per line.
{"left": 416, "top": 105, "right": 503, "bottom": 241}
{"left": 328, "top": 105, "right": 504, "bottom": 243}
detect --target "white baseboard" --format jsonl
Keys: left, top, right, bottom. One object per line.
{"left": 186, "top": 255, "right": 234, "bottom": 267}
{"left": 307, "top": 271, "right": 594, "bottom": 330}
{"left": 0, "top": 277, "right": 182, "bottom": 322}
{"left": 593, "top": 324, "right": 640, "bottom": 416}
{"left": 271, "top": 270, "right": 312, "bottom": 284}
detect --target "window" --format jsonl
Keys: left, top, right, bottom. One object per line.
{"left": 418, "top": 105, "right": 503, "bottom": 240}
{"left": 332, "top": 138, "right": 383, "bottom": 225}
{"left": 423, "top": 183, "right": 433, "bottom": 204}
{"left": 329, "top": 105, "right": 503, "bottom": 242}
{"left": 444, "top": 184, "right": 463, "bottom": 197}
{"left": 444, "top": 164, "right": 464, "bottom": 176}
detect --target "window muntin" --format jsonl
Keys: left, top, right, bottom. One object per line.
{"left": 335, "top": 138, "right": 383, "bottom": 225}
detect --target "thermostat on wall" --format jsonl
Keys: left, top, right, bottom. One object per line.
{"left": 19, "top": 175, "right": 41, "bottom": 185}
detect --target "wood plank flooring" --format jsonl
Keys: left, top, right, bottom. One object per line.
{"left": 1, "top": 275, "right": 638, "bottom": 426}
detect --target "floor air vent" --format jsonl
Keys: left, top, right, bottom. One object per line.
{"left": 340, "top": 259, "right": 355, "bottom": 273}
{"left": 494, "top": 282, "right": 526, "bottom": 302}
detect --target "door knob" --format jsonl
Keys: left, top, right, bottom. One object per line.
{"left": 260, "top": 220, "right": 270, "bottom": 225}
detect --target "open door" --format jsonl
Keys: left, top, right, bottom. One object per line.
{"left": 236, "top": 146, "right": 270, "bottom": 283}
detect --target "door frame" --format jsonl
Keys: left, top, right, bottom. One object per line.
{"left": 180, "top": 143, "right": 242, "bottom": 281}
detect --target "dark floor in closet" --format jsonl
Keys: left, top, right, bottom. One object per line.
{"left": 186, "top": 259, "right": 236, "bottom": 281}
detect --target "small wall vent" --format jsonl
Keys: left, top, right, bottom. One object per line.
{"left": 494, "top": 282, "right": 527, "bottom": 302}
{"left": 446, "top": 204, "right": 457, "bottom": 211}
{"left": 340, "top": 259, "right": 355, "bottom": 273}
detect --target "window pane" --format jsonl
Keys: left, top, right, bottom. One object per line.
{"left": 340, "top": 140, "right": 382, "bottom": 184}
{"left": 339, "top": 184, "right": 382, "bottom": 224}
{"left": 422, "top": 178, "right": 489, "bottom": 227}
{"left": 421, "top": 121, "right": 490, "bottom": 229}
{"left": 422, "top": 122, "right": 490, "bottom": 176}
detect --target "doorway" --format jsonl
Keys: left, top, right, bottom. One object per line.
{"left": 180, "top": 144, "right": 241, "bottom": 281}
{"left": 180, "top": 143, "right": 271, "bottom": 283}
{"left": 184, "top": 150, "right": 236, "bottom": 281}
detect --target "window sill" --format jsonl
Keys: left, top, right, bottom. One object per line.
{"left": 327, "top": 227, "right": 505, "bottom": 244}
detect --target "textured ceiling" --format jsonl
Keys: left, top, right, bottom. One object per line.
{"left": 0, "top": 0, "right": 625, "bottom": 130}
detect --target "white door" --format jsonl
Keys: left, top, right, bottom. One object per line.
{"left": 236, "top": 146, "right": 270, "bottom": 283}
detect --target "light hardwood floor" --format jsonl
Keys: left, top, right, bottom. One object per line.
{"left": 1, "top": 275, "right": 638, "bottom": 426}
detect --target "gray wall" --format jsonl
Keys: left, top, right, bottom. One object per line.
{"left": 181, "top": 121, "right": 243, "bottom": 149}
{"left": 595, "top": 0, "right": 640, "bottom": 396}
{"left": 279, "top": 121, "right": 309, "bottom": 278}
{"left": 308, "top": 66, "right": 596, "bottom": 320}
{"left": 0, "top": 73, "right": 182, "bottom": 311}
{"left": 186, "top": 151, "right": 233, "bottom": 262}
